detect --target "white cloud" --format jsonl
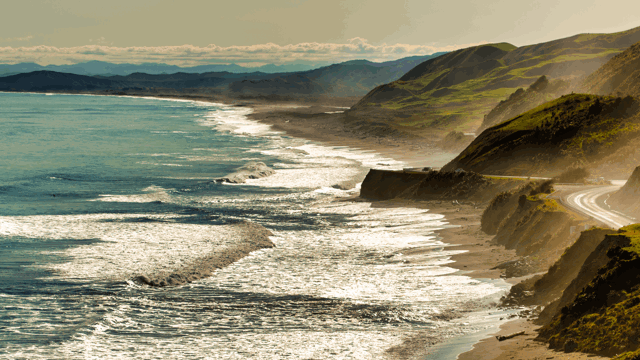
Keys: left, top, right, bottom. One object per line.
{"left": 0, "top": 38, "right": 487, "bottom": 66}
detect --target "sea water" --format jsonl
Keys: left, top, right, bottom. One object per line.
{"left": 0, "top": 93, "right": 512, "bottom": 359}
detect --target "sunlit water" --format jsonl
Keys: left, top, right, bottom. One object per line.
{"left": 0, "top": 93, "right": 511, "bottom": 359}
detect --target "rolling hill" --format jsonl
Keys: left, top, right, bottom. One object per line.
{"left": 441, "top": 94, "right": 640, "bottom": 177}
{"left": 348, "top": 26, "right": 640, "bottom": 136}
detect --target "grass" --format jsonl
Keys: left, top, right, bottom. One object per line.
{"left": 542, "top": 224, "right": 640, "bottom": 356}
{"left": 618, "top": 224, "right": 640, "bottom": 255}
{"left": 446, "top": 93, "right": 640, "bottom": 174}
{"left": 357, "top": 30, "right": 634, "bottom": 132}
{"left": 548, "top": 285, "right": 640, "bottom": 355}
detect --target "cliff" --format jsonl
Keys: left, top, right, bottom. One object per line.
{"left": 359, "top": 169, "right": 524, "bottom": 203}
{"left": 538, "top": 225, "right": 640, "bottom": 357}
{"left": 609, "top": 165, "right": 640, "bottom": 217}
{"left": 582, "top": 40, "right": 640, "bottom": 99}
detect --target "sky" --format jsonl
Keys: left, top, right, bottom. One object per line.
{"left": 2, "top": 0, "right": 640, "bottom": 66}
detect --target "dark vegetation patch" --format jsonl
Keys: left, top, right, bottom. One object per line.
{"left": 538, "top": 225, "right": 640, "bottom": 357}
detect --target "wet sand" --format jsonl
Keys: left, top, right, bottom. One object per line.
{"left": 457, "top": 319, "right": 610, "bottom": 360}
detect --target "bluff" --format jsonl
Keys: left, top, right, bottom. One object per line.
{"left": 359, "top": 169, "right": 524, "bottom": 203}
{"left": 538, "top": 225, "right": 640, "bottom": 358}
{"left": 441, "top": 94, "right": 640, "bottom": 177}
{"left": 608, "top": 165, "right": 640, "bottom": 217}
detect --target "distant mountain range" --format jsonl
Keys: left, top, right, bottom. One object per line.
{"left": 0, "top": 53, "right": 447, "bottom": 97}
{"left": 0, "top": 61, "right": 321, "bottom": 77}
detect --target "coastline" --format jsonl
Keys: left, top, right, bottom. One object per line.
{"left": 4, "top": 91, "right": 597, "bottom": 359}
{"left": 237, "top": 100, "right": 613, "bottom": 360}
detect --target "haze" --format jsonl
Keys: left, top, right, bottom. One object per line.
{"left": 2, "top": 0, "right": 640, "bottom": 65}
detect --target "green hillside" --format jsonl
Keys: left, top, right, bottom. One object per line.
{"left": 441, "top": 94, "right": 640, "bottom": 176}
{"left": 348, "top": 27, "right": 640, "bottom": 136}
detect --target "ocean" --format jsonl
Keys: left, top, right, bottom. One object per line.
{"left": 0, "top": 93, "right": 513, "bottom": 359}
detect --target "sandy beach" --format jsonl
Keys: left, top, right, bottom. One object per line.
{"left": 243, "top": 101, "right": 609, "bottom": 360}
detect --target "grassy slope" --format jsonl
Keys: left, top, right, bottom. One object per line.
{"left": 350, "top": 27, "right": 640, "bottom": 134}
{"left": 441, "top": 94, "right": 640, "bottom": 176}
{"left": 477, "top": 76, "right": 572, "bottom": 131}
{"left": 540, "top": 224, "right": 640, "bottom": 358}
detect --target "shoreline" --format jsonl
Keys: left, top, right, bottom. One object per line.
{"left": 6, "top": 91, "right": 594, "bottom": 359}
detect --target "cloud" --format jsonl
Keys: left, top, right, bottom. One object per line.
{"left": 0, "top": 39, "right": 487, "bottom": 66}
{"left": 3, "top": 35, "right": 33, "bottom": 42}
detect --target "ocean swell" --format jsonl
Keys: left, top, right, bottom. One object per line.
{"left": 133, "top": 221, "right": 274, "bottom": 287}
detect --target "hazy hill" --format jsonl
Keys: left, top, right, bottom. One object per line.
{"left": 0, "top": 71, "right": 123, "bottom": 91}
{"left": 0, "top": 61, "right": 319, "bottom": 77}
{"left": 227, "top": 53, "right": 446, "bottom": 97}
{"left": 582, "top": 40, "right": 640, "bottom": 98}
{"left": 478, "top": 76, "right": 571, "bottom": 131}
{"left": 441, "top": 94, "right": 640, "bottom": 177}
{"left": 349, "top": 26, "right": 640, "bottom": 136}
{"left": 0, "top": 54, "right": 446, "bottom": 98}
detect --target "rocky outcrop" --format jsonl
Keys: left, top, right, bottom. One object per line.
{"left": 481, "top": 180, "right": 553, "bottom": 235}
{"left": 216, "top": 162, "right": 275, "bottom": 184}
{"left": 539, "top": 225, "right": 640, "bottom": 357}
{"left": 481, "top": 181, "right": 581, "bottom": 279}
{"left": 493, "top": 197, "right": 577, "bottom": 275}
{"left": 533, "top": 228, "right": 616, "bottom": 324}
{"left": 609, "top": 165, "right": 640, "bottom": 217}
{"left": 359, "top": 169, "right": 524, "bottom": 203}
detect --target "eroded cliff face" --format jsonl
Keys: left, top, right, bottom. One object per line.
{"left": 610, "top": 165, "right": 640, "bottom": 217}
{"left": 538, "top": 225, "right": 640, "bottom": 357}
{"left": 533, "top": 228, "right": 616, "bottom": 325}
{"left": 480, "top": 181, "right": 579, "bottom": 278}
{"left": 359, "top": 169, "right": 524, "bottom": 203}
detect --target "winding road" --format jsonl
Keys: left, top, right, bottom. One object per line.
{"left": 557, "top": 181, "right": 635, "bottom": 229}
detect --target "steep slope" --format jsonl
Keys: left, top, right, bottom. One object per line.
{"left": 349, "top": 26, "right": 640, "bottom": 135}
{"left": 539, "top": 224, "right": 640, "bottom": 357}
{"left": 478, "top": 75, "right": 571, "bottom": 131}
{"left": 442, "top": 94, "right": 640, "bottom": 177}
{"left": 609, "top": 166, "right": 640, "bottom": 217}
{"left": 582, "top": 41, "right": 640, "bottom": 98}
